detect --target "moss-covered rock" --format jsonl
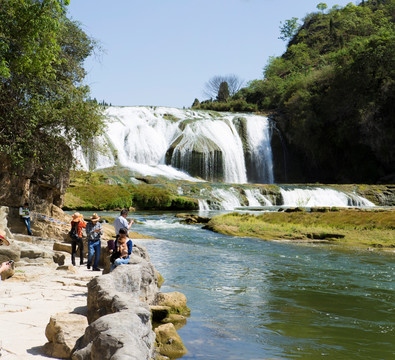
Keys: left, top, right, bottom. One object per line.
{"left": 155, "top": 323, "right": 188, "bottom": 359}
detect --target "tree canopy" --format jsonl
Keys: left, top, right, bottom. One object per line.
{"left": 253, "top": 0, "right": 395, "bottom": 182}
{"left": 192, "top": 0, "right": 395, "bottom": 183}
{"left": 0, "top": 0, "right": 104, "bottom": 173}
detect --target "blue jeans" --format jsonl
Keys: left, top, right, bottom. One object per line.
{"left": 87, "top": 240, "right": 101, "bottom": 269}
{"left": 111, "top": 256, "right": 129, "bottom": 271}
{"left": 23, "top": 217, "right": 32, "bottom": 235}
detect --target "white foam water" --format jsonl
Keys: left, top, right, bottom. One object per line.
{"left": 78, "top": 106, "right": 274, "bottom": 184}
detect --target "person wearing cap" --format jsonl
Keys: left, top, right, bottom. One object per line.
{"left": 70, "top": 212, "right": 86, "bottom": 266}
{"left": 19, "top": 202, "right": 33, "bottom": 236}
{"left": 86, "top": 213, "right": 103, "bottom": 271}
{"left": 0, "top": 229, "right": 12, "bottom": 284}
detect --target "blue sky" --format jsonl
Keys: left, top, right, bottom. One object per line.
{"left": 67, "top": 0, "right": 357, "bottom": 108}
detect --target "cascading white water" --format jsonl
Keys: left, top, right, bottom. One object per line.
{"left": 245, "top": 189, "right": 273, "bottom": 206}
{"left": 211, "top": 188, "right": 243, "bottom": 210}
{"left": 245, "top": 116, "right": 274, "bottom": 184}
{"left": 280, "top": 188, "right": 375, "bottom": 207}
{"left": 79, "top": 106, "right": 274, "bottom": 184}
{"left": 170, "top": 119, "right": 247, "bottom": 183}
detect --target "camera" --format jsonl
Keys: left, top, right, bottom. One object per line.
{"left": 7, "top": 260, "right": 14, "bottom": 265}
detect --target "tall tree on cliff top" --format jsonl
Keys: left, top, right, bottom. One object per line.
{"left": 0, "top": 0, "right": 104, "bottom": 172}
{"left": 203, "top": 74, "right": 244, "bottom": 100}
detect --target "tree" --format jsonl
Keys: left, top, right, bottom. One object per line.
{"left": 191, "top": 98, "right": 200, "bottom": 108}
{"left": 279, "top": 17, "right": 300, "bottom": 41}
{"left": 216, "top": 82, "right": 230, "bottom": 102}
{"left": 317, "top": 3, "right": 328, "bottom": 13}
{"left": 0, "top": 0, "right": 104, "bottom": 172}
{"left": 203, "top": 74, "right": 244, "bottom": 99}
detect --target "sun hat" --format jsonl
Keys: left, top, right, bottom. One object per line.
{"left": 0, "top": 229, "right": 10, "bottom": 246}
{"left": 90, "top": 213, "right": 100, "bottom": 221}
{"left": 72, "top": 212, "right": 82, "bottom": 221}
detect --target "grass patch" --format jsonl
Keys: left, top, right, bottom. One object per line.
{"left": 205, "top": 209, "right": 395, "bottom": 248}
{"left": 64, "top": 170, "right": 199, "bottom": 211}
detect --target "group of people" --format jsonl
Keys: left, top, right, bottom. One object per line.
{"left": 70, "top": 209, "right": 134, "bottom": 272}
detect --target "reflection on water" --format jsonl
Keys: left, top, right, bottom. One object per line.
{"left": 97, "top": 211, "right": 395, "bottom": 359}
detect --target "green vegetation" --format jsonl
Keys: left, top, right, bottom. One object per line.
{"left": 206, "top": 209, "right": 395, "bottom": 248}
{"left": 0, "top": 0, "right": 104, "bottom": 173}
{"left": 64, "top": 170, "right": 199, "bottom": 211}
{"left": 193, "top": 0, "right": 395, "bottom": 183}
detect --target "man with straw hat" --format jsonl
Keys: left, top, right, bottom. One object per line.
{"left": 0, "top": 229, "right": 12, "bottom": 283}
{"left": 70, "top": 212, "right": 86, "bottom": 266}
{"left": 86, "top": 213, "right": 103, "bottom": 271}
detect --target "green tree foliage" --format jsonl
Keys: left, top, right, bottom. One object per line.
{"left": 317, "top": 3, "right": 328, "bottom": 13}
{"left": 279, "top": 17, "right": 300, "bottom": 41}
{"left": 191, "top": 98, "right": 200, "bottom": 107}
{"left": 0, "top": 0, "right": 104, "bottom": 173}
{"left": 240, "top": 0, "right": 395, "bottom": 182}
{"left": 216, "top": 81, "right": 230, "bottom": 102}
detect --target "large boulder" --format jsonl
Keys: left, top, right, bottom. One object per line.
{"left": 43, "top": 313, "right": 88, "bottom": 359}
{"left": 72, "top": 263, "right": 158, "bottom": 359}
{"left": 72, "top": 310, "right": 155, "bottom": 360}
{"left": 0, "top": 207, "right": 20, "bottom": 268}
{"left": 87, "top": 259, "right": 158, "bottom": 323}
{"left": 154, "top": 323, "right": 188, "bottom": 359}
{"left": 154, "top": 292, "right": 190, "bottom": 316}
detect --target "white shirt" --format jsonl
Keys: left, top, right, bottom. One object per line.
{"left": 113, "top": 215, "right": 128, "bottom": 235}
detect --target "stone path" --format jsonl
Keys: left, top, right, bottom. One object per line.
{"left": 0, "top": 261, "right": 98, "bottom": 359}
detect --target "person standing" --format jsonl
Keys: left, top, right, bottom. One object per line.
{"left": 86, "top": 213, "right": 103, "bottom": 271}
{"left": 70, "top": 212, "right": 86, "bottom": 266}
{"left": 19, "top": 202, "right": 32, "bottom": 235}
{"left": 113, "top": 209, "right": 134, "bottom": 239}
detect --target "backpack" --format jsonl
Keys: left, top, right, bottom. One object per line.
{"left": 69, "top": 223, "right": 79, "bottom": 240}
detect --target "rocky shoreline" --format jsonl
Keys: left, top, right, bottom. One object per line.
{"left": 0, "top": 205, "right": 189, "bottom": 359}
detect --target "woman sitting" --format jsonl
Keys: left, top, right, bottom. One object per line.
{"left": 110, "top": 227, "right": 133, "bottom": 271}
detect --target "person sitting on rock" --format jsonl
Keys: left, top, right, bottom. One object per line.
{"left": 110, "top": 227, "right": 133, "bottom": 271}
{"left": 86, "top": 213, "right": 103, "bottom": 271}
{"left": 0, "top": 229, "right": 11, "bottom": 284}
{"left": 19, "top": 202, "right": 32, "bottom": 236}
{"left": 70, "top": 212, "right": 86, "bottom": 266}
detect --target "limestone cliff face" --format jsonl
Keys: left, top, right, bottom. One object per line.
{"left": 0, "top": 154, "right": 71, "bottom": 239}
{"left": 0, "top": 154, "right": 70, "bottom": 209}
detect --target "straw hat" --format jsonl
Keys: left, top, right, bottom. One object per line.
{"left": 72, "top": 212, "right": 82, "bottom": 221}
{"left": 90, "top": 213, "right": 100, "bottom": 221}
{"left": 0, "top": 229, "right": 10, "bottom": 246}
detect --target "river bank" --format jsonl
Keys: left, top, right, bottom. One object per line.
{"left": 0, "top": 205, "right": 189, "bottom": 360}
{"left": 203, "top": 207, "right": 395, "bottom": 249}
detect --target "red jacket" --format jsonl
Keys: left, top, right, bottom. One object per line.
{"left": 70, "top": 220, "right": 86, "bottom": 238}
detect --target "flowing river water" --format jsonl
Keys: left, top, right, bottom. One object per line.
{"left": 101, "top": 210, "right": 394, "bottom": 359}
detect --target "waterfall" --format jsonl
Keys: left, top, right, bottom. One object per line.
{"left": 280, "top": 188, "right": 375, "bottom": 207}
{"left": 211, "top": 188, "right": 243, "bottom": 210}
{"left": 169, "top": 118, "right": 247, "bottom": 183}
{"left": 245, "top": 189, "right": 273, "bottom": 206}
{"left": 196, "top": 186, "right": 374, "bottom": 211}
{"left": 244, "top": 116, "right": 274, "bottom": 184}
{"left": 79, "top": 106, "right": 274, "bottom": 184}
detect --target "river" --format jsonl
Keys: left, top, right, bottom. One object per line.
{"left": 102, "top": 210, "right": 395, "bottom": 359}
